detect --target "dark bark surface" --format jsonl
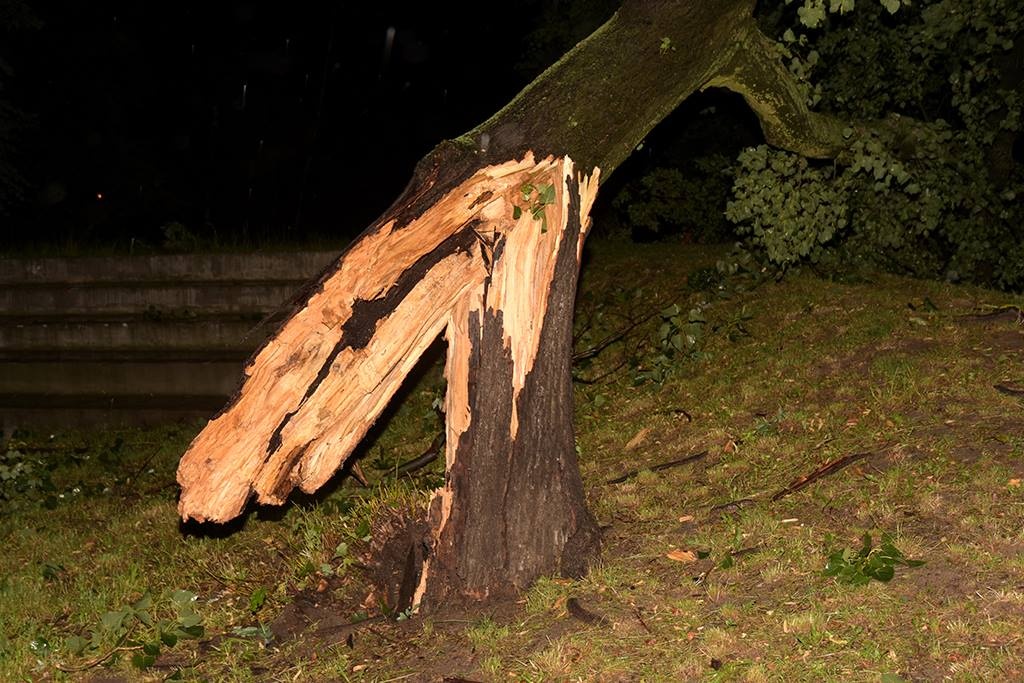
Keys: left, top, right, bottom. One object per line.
{"left": 419, "top": 175, "right": 599, "bottom": 608}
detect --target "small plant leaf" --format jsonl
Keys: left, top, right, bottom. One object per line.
{"left": 100, "top": 610, "right": 128, "bottom": 633}
{"left": 249, "top": 587, "right": 268, "bottom": 613}
{"left": 537, "top": 183, "right": 556, "bottom": 205}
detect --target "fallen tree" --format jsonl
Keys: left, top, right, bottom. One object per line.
{"left": 177, "top": 0, "right": 855, "bottom": 611}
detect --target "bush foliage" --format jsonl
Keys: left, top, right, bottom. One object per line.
{"left": 727, "top": 0, "right": 1024, "bottom": 290}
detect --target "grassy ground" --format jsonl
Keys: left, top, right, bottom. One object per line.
{"left": 1, "top": 239, "right": 1022, "bottom": 682}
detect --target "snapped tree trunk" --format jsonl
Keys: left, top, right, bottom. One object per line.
{"left": 177, "top": 0, "right": 846, "bottom": 610}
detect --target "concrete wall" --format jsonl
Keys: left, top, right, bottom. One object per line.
{"left": 0, "top": 251, "right": 339, "bottom": 428}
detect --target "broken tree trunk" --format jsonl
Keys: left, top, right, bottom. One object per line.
{"left": 178, "top": 0, "right": 855, "bottom": 609}
{"left": 178, "top": 153, "right": 603, "bottom": 609}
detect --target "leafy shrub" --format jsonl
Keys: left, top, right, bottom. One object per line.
{"left": 730, "top": 0, "right": 1024, "bottom": 290}
{"left": 0, "top": 447, "right": 56, "bottom": 514}
{"left": 613, "top": 155, "right": 736, "bottom": 243}
{"left": 824, "top": 532, "right": 924, "bottom": 585}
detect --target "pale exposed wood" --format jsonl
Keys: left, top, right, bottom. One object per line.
{"left": 177, "top": 153, "right": 599, "bottom": 524}
{"left": 412, "top": 157, "right": 600, "bottom": 608}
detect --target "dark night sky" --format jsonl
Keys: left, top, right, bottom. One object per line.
{"left": 0, "top": 0, "right": 757, "bottom": 250}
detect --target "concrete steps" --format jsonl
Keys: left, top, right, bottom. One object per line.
{"left": 0, "top": 251, "right": 338, "bottom": 428}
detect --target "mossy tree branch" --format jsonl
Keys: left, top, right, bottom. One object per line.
{"left": 704, "top": 18, "right": 848, "bottom": 159}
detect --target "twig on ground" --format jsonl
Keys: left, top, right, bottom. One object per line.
{"left": 395, "top": 406, "right": 446, "bottom": 475}
{"left": 349, "top": 462, "right": 369, "bottom": 487}
{"left": 396, "top": 429, "right": 446, "bottom": 475}
{"left": 632, "top": 605, "right": 652, "bottom": 633}
{"left": 994, "top": 383, "right": 1024, "bottom": 397}
{"left": 958, "top": 304, "right": 1023, "bottom": 322}
{"left": 770, "top": 451, "right": 872, "bottom": 502}
{"left": 54, "top": 634, "right": 136, "bottom": 673}
{"left": 811, "top": 435, "right": 835, "bottom": 450}
{"left": 606, "top": 450, "right": 708, "bottom": 485}
{"left": 572, "top": 311, "right": 656, "bottom": 363}
{"left": 573, "top": 358, "right": 629, "bottom": 385}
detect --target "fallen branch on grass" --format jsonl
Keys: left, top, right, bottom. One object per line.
{"left": 958, "top": 304, "right": 1023, "bottom": 322}
{"left": 770, "top": 451, "right": 871, "bottom": 502}
{"left": 572, "top": 309, "right": 659, "bottom": 363}
{"left": 994, "top": 383, "right": 1024, "bottom": 397}
{"left": 54, "top": 634, "right": 135, "bottom": 673}
{"left": 396, "top": 429, "right": 446, "bottom": 475}
{"left": 606, "top": 449, "right": 708, "bottom": 485}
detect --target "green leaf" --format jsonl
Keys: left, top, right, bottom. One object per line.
{"left": 872, "top": 565, "right": 895, "bottom": 582}
{"left": 858, "top": 533, "right": 874, "bottom": 557}
{"left": 512, "top": 205, "right": 522, "bottom": 220}
{"left": 880, "top": 0, "right": 901, "bottom": 14}
{"left": 797, "top": 1, "right": 827, "bottom": 28}
{"left": 232, "top": 626, "right": 261, "bottom": 638}
{"left": 132, "top": 592, "right": 153, "bottom": 612}
{"left": 160, "top": 631, "right": 178, "bottom": 647}
{"left": 169, "top": 590, "right": 197, "bottom": 609}
{"left": 249, "top": 587, "right": 268, "bottom": 613}
{"left": 100, "top": 610, "right": 128, "bottom": 633}
{"left": 176, "top": 612, "right": 202, "bottom": 629}
{"left": 178, "top": 624, "right": 204, "bottom": 639}
{"left": 65, "top": 635, "right": 89, "bottom": 656}
{"left": 537, "top": 183, "right": 556, "bottom": 206}
{"left": 131, "top": 652, "right": 156, "bottom": 669}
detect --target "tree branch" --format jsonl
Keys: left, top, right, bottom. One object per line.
{"left": 704, "top": 19, "right": 847, "bottom": 159}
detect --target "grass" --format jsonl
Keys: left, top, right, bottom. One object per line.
{"left": 2, "top": 238, "right": 1023, "bottom": 681}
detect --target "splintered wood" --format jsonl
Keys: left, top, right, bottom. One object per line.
{"left": 177, "top": 153, "right": 600, "bottom": 523}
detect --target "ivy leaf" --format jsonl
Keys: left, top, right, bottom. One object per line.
{"left": 797, "top": 1, "right": 827, "bottom": 28}
{"left": 880, "top": 0, "right": 901, "bottom": 14}
{"left": 131, "top": 652, "right": 156, "bottom": 669}
{"left": 169, "top": 590, "right": 197, "bottom": 609}
{"left": 65, "top": 635, "right": 89, "bottom": 656}
{"left": 537, "top": 183, "right": 556, "bottom": 206}
{"left": 100, "top": 610, "right": 129, "bottom": 633}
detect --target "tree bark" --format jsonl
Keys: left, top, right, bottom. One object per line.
{"left": 177, "top": 0, "right": 853, "bottom": 609}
